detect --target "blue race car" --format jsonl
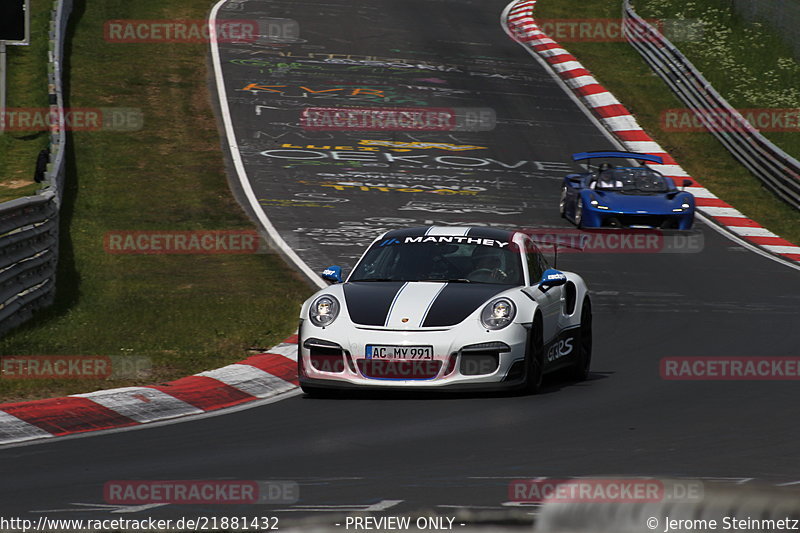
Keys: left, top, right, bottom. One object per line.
{"left": 559, "top": 151, "right": 695, "bottom": 230}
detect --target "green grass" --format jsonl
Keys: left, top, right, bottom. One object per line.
{"left": 0, "top": 0, "right": 315, "bottom": 402}
{"left": 0, "top": 0, "right": 52, "bottom": 202}
{"left": 534, "top": 0, "right": 800, "bottom": 245}
{"left": 638, "top": 0, "right": 800, "bottom": 160}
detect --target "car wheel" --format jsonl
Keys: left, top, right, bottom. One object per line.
{"left": 523, "top": 314, "right": 545, "bottom": 394}
{"left": 575, "top": 198, "right": 584, "bottom": 229}
{"left": 570, "top": 299, "right": 592, "bottom": 381}
{"left": 559, "top": 187, "right": 567, "bottom": 218}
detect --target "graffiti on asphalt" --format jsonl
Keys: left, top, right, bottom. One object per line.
{"left": 357, "top": 140, "right": 487, "bottom": 151}
{"left": 398, "top": 201, "right": 524, "bottom": 215}
{"left": 298, "top": 179, "right": 482, "bottom": 196}
{"left": 259, "top": 147, "right": 574, "bottom": 173}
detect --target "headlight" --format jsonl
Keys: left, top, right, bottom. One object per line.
{"left": 309, "top": 295, "right": 340, "bottom": 327}
{"left": 480, "top": 298, "right": 516, "bottom": 330}
{"left": 590, "top": 198, "right": 609, "bottom": 210}
{"left": 682, "top": 202, "right": 691, "bottom": 209}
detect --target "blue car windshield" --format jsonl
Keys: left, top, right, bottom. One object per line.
{"left": 350, "top": 238, "right": 523, "bottom": 285}
{"left": 596, "top": 168, "right": 670, "bottom": 193}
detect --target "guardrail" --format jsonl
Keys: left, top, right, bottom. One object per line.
{"left": 622, "top": 0, "right": 800, "bottom": 210}
{"left": 0, "top": 0, "right": 72, "bottom": 337}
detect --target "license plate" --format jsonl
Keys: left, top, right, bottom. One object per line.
{"left": 366, "top": 345, "right": 434, "bottom": 360}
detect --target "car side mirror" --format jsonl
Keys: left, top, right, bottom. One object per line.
{"left": 321, "top": 265, "right": 343, "bottom": 284}
{"left": 539, "top": 268, "right": 567, "bottom": 291}
{"left": 682, "top": 179, "right": 692, "bottom": 190}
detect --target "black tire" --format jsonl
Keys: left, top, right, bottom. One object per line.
{"left": 558, "top": 187, "right": 567, "bottom": 218}
{"left": 570, "top": 299, "right": 592, "bottom": 381}
{"left": 575, "top": 198, "right": 584, "bottom": 229}
{"left": 523, "top": 314, "right": 545, "bottom": 394}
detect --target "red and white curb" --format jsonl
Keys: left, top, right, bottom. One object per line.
{"left": 503, "top": 0, "right": 800, "bottom": 265}
{"left": 0, "top": 336, "right": 299, "bottom": 445}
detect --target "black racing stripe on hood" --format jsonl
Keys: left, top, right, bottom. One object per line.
{"left": 343, "top": 282, "right": 405, "bottom": 326}
{"left": 422, "top": 283, "right": 514, "bottom": 327}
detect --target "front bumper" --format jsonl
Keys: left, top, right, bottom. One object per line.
{"left": 298, "top": 320, "right": 529, "bottom": 390}
{"left": 583, "top": 207, "right": 694, "bottom": 230}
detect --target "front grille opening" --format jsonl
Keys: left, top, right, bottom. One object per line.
{"left": 357, "top": 360, "right": 442, "bottom": 380}
{"left": 309, "top": 346, "right": 345, "bottom": 373}
{"left": 612, "top": 215, "right": 665, "bottom": 228}
{"left": 459, "top": 353, "right": 500, "bottom": 376}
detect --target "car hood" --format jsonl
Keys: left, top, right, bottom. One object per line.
{"left": 341, "top": 281, "right": 515, "bottom": 329}
{"left": 588, "top": 190, "right": 688, "bottom": 213}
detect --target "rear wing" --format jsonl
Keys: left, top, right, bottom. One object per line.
{"left": 572, "top": 151, "right": 664, "bottom": 165}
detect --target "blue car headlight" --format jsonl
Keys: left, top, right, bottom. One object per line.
{"left": 309, "top": 295, "right": 340, "bottom": 327}
{"left": 480, "top": 298, "right": 516, "bottom": 330}
{"left": 589, "top": 196, "right": 610, "bottom": 210}
{"left": 672, "top": 202, "right": 692, "bottom": 213}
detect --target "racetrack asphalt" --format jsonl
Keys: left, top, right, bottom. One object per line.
{"left": 1, "top": 0, "right": 798, "bottom": 525}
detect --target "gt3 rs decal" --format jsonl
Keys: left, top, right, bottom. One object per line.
{"left": 545, "top": 326, "right": 580, "bottom": 363}
{"left": 422, "top": 283, "right": 513, "bottom": 327}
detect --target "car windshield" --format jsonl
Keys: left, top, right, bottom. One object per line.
{"left": 596, "top": 168, "right": 670, "bottom": 193}
{"left": 349, "top": 237, "right": 523, "bottom": 285}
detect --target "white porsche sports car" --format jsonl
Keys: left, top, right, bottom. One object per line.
{"left": 298, "top": 226, "right": 592, "bottom": 395}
